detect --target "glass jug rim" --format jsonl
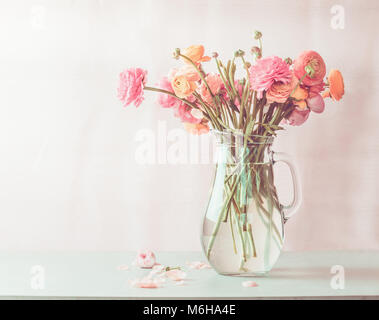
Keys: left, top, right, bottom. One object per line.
{"left": 211, "top": 129, "right": 274, "bottom": 145}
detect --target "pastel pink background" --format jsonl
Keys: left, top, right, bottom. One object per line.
{"left": 0, "top": 0, "right": 378, "bottom": 252}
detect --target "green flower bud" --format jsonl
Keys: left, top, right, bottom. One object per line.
{"left": 173, "top": 48, "right": 180, "bottom": 60}
{"left": 284, "top": 57, "right": 293, "bottom": 65}
{"left": 305, "top": 64, "right": 315, "bottom": 78}
{"left": 250, "top": 46, "right": 262, "bottom": 59}
{"left": 254, "top": 30, "right": 262, "bottom": 40}
{"left": 234, "top": 49, "right": 245, "bottom": 57}
{"left": 212, "top": 52, "right": 219, "bottom": 58}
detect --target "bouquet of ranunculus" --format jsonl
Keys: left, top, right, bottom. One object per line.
{"left": 118, "top": 31, "right": 345, "bottom": 275}
{"left": 118, "top": 31, "right": 344, "bottom": 133}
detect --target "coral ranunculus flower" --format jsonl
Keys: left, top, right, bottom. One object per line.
{"left": 117, "top": 68, "right": 147, "bottom": 107}
{"left": 184, "top": 122, "right": 210, "bottom": 135}
{"left": 174, "top": 103, "right": 201, "bottom": 124}
{"left": 182, "top": 45, "right": 211, "bottom": 64}
{"left": 198, "top": 73, "right": 224, "bottom": 105}
{"left": 249, "top": 56, "right": 292, "bottom": 99}
{"left": 328, "top": 69, "right": 345, "bottom": 101}
{"left": 294, "top": 50, "right": 326, "bottom": 86}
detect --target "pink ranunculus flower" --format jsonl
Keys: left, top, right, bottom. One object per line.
{"left": 286, "top": 107, "right": 310, "bottom": 126}
{"left": 135, "top": 250, "right": 156, "bottom": 268}
{"left": 266, "top": 73, "right": 298, "bottom": 104}
{"left": 174, "top": 103, "right": 201, "bottom": 124}
{"left": 117, "top": 68, "right": 147, "bottom": 108}
{"left": 306, "top": 93, "right": 325, "bottom": 113}
{"left": 157, "top": 77, "right": 181, "bottom": 109}
{"left": 198, "top": 73, "right": 223, "bottom": 105}
{"left": 249, "top": 56, "right": 292, "bottom": 99}
{"left": 222, "top": 81, "right": 243, "bottom": 107}
{"left": 293, "top": 51, "right": 326, "bottom": 86}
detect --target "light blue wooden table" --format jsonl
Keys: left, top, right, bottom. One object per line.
{"left": 0, "top": 251, "right": 378, "bottom": 299}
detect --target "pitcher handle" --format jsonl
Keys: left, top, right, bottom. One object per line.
{"left": 272, "top": 152, "right": 302, "bottom": 222}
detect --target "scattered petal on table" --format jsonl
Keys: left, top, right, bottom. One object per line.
{"left": 165, "top": 269, "right": 187, "bottom": 281}
{"left": 148, "top": 265, "right": 166, "bottom": 278}
{"left": 135, "top": 249, "right": 156, "bottom": 269}
{"left": 187, "top": 261, "right": 212, "bottom": 270}
{"left": 117, "top": 265, "right": 129, "bottom": 271}
{"left": 129, "top": 277, "right": 164, "bottom": 289}
{"left": 152, "top": 264, "right": 165, "bottom": 272}
{"left": 175, "top": 280, "right": 186, "bottom": 286}
{"left": 242, "top": 281, "right": 258, "bottom": 287}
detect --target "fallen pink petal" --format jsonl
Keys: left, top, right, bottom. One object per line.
{"left": 129, "top": 277, "right": 164, "bottom": 289}
{"left": 165, "top": 269, "right": 187, "bottom": 281}
{"left": 242, "top": 281, "right": 259, "bottom": 288}
{"left": 116, "top": 265, "right": 129, "bottom": 271}
{"left": 187, "top": 261, "right": 212, "bottom": 270}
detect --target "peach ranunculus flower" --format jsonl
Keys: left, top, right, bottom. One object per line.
{"left": 198, "top": 73, "right": 224, "bottom": 105}
{"left": 184, "top": 122, "right": 210, "bottom": 135}
{"left": 326, "top": 69, "right": 345, "bottom": 101}
{"left": 290, "top": 83, "right": 308, "bottom": 109}
{"left": 291, "top": 85, "right": 308, "bottom": 100}
{"left": 266, "top": 73, "right": 298, "bottom": 104}
{"left": 169, "top": 66, "right": 200, "bottom": 99}
{"left": 293, "top": 50, "right": 326, "bottom": 86}
{"left": 182, "top": 45, "right": 211, "bottom": 64}
{"left": 174, "top": 65, "right": 200, "bottom": 82}
{"left": 171, "top": 74, "right": 198, "bottom": 98}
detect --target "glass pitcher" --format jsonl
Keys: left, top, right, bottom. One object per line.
{"left": 201, "top": 130, "right": 301, "bottom": 276}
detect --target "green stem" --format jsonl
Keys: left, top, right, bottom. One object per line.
{"left": 144, "top": 86, "right": 197, "bottom": 109}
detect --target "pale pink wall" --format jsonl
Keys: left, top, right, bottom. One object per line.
{"left": 0, "top": 0, "right": 378, "bottom": 251}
